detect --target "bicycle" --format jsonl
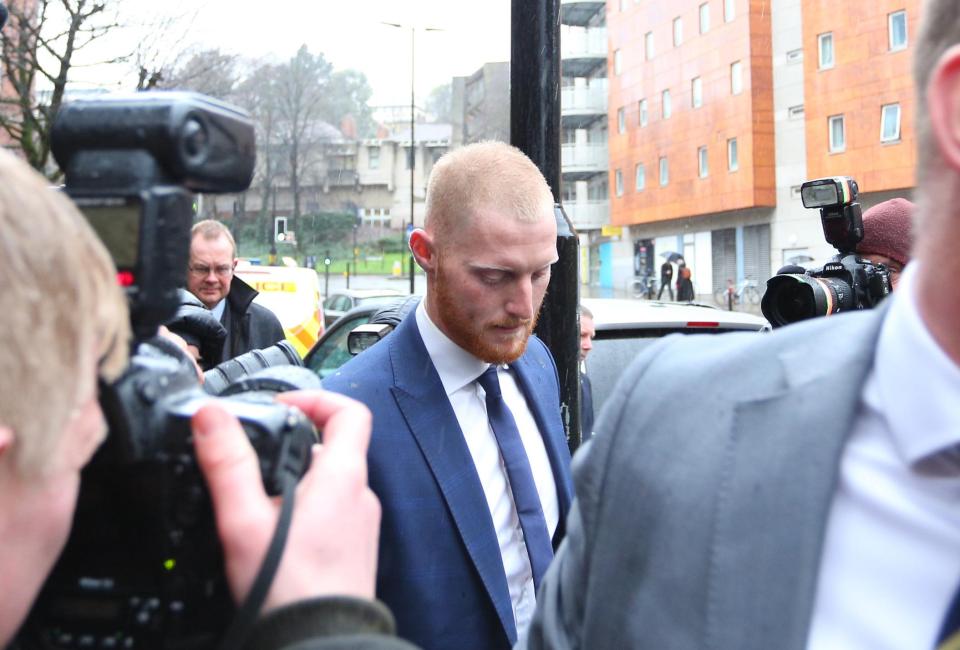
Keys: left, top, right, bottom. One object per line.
{"left": 714, "top": 278, "right": 761, "bottom": 308}
{"left": 629, "top": 275, "right": 657, "bottom": 300}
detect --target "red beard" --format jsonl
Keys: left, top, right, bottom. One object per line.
{"left": 433, "top": 270, "right": 539, "bottom": 364}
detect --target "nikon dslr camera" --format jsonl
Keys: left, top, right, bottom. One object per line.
{"left": 761, "top": 176, "right": 892, "bottom": 327}
{"left": 18, "top": 93, "right": 319, "bottom": 650}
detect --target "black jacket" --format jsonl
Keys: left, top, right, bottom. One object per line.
{"left": 220, "top": 275, "right": 286, "bottom": 362}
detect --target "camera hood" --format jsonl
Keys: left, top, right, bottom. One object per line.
{"left": 51, "top": 91, "right": 256, "bottom": 193}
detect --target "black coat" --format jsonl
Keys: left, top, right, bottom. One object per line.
{"left": 220, "top": 275, "right": 286, "bottom": 362}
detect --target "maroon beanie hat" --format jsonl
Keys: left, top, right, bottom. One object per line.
{"left": 855, "top": 197, "right": 914, "bottom": 267}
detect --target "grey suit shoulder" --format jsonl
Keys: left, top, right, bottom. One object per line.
{"left": 523, "top": 308, "right": 887, "bottom": 650}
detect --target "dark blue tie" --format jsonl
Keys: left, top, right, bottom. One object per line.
{"left": 477, "top": 366, "right": 554, "bottom": 590}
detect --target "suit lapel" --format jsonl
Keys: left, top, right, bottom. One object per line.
{"left": 512, "top": 348, "right": 575, "bottom": 522}
{"left": 706, "top": 311, "right": 886, "bottom": 650}
{"left": 386, "top": 316, "right": 517, "bottom": 641}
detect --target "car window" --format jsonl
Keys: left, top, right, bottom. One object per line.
{"left": 585, "top": 327, "right": 749, "bottom": 417}
{"left": 322, "top": 295, "right": 339, "bottom": 311}
{"left": 306, "top": 314, "right": 372, "bottom": 378}
{"left": 356, "top": 295, "right": 402, "bottom": 307}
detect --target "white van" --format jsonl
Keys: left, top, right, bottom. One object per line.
{"left": 235, "top": 261, "right": 325, "bottom": 357}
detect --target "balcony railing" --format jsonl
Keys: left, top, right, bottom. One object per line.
{"left": 561, "top": 27, "right": 607, "bottom": 60}
{"left": 561, "top": 81, "right": 608, "bottom": 116}
{"left": 563, "top": 200, "right": 609, "bottom": 231}
{"left": 560, "top": 0, "right": 606, "bottom": 27}
{"left": 561, "top": 142, "right": 608, "bottom": 176}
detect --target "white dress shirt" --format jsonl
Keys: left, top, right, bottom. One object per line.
{"left": 808, "top": 263, "right": 960, "bottom": 649}
{"left": 415, "top": 299, "right": 559, "bottom": 635}
{"left": 211, "top": 298, "right": 226, "bottom": 321}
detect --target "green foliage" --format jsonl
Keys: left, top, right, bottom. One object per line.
{"left": 299, "top": 212, "right": 356, "bottom": 249}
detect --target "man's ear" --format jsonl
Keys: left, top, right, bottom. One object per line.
{"left": 927, "top": 44, "right": 960, "bottom": 171}
{"left": 409, "top": 229, "right": 435, "bottom": 272}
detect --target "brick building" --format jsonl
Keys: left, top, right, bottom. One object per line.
{"left": 603, "top": 0, "right": 919, "bottom": 298}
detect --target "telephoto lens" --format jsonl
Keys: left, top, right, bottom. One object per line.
{"left": 203, "top": 340, "right": 303, "bottom": 395}
{"left": 761, "top": 273, "right": 855, "bottom": 327}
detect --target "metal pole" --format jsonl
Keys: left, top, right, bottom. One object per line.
{"left": 409, "top": 27, "right": 416, "bottom": 295}
{"left": 512, "top": 0, "right": 582, "bottom": 452}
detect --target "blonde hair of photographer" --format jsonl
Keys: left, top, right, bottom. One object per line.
{"left": 0, "top": 150, "right": 129, "bottom": 477}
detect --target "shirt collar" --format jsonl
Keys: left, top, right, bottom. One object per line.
{"left": 415, "top": 298, "right": 490, "bottom": 396}
{"left": 869, "top": 262, "right": 960, "bottom": 467}
{"left": 210, "top": 298, "right": 226, "bottom": 321}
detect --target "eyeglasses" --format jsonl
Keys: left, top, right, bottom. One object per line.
{"left": 188, "top": 264, "right": 234, "bottom": 278}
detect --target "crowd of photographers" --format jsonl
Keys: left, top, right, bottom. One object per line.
{"left": 3, "top": 1, "right": 960, "bottom": 649}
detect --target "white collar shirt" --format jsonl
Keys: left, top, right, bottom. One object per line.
{"left": 211, "top": 298, "right": 226, "bottom": 322}
{"left": 414, "top": 299, "right": 559, "bottom": 637}
{"left": 808, "top": 263, "right": 960, "bottom": 649}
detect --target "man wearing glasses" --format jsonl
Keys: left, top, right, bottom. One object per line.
{"left": 187, "top": 220, "right": 285, "bottom": 363}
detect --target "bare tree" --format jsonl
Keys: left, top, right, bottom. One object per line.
{"left": 234, "top": 61, "right": 283, "bottom": 245}
{"left": 159, "top": 48, "right": 239, "bottom": 99}
{"left": 0, "top": 0, "right": 123, "bottom": 174}
{"left": 274, "top": 45, "right": 333, "bottom": 249}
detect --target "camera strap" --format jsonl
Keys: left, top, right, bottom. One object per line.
{"left": 217, "top": 471, "right": 297, "bottom": 650}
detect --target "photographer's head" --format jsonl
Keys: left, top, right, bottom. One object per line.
{"left": 0, "top": 150, "right": 129, "bottom": 641}
{"left": 187, "top": 220, "right": 238, "bottom": 310}
{"left": 855, "top": 197, "right": 915, "bottom": 289}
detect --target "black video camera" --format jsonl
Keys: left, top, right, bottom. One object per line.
{"left": 761, "top": 176, "right": 892, "bottom": 327}
{"left": 18, "top": 93, "right": 319, "bottom": 650}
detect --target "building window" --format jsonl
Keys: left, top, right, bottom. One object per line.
{"left": 881, "top": 103, "right": 902, "bottom": 142}
{"left": 698, "top": 146, "right": 709, "bottom": 178}
{"left": 614, "top": 49, "right": 622, "bottom": 75}
{"left": 727, "top": 137, "right": 739, "bottom": 171}
{"left": 786, "top": 48, "right": 803, "bottom": 64}
{"left": 617, "top": 107, "right": 626, "bottom": 134}
{"left": 673, "top": 17, "right": 683, "bottom": 47}
{"left": 829, "top": 115, "right": 846, "bottom": 152}
{"left": 368, "top": 147, "right": 380, "bottom": 169}
{"left": 615, "top": 169, "right": 624, "bottom": 197}
{"left": 724, "top": 0, "right": 735, "bottom": 23}
{"left": 645, "top": 32, "right": 654, "bottom": 60}
{"left": 662, "top": 89, "right": 672, "bottom": 119}
{"left": 818, "top": 33, "right": 834, "bottom": 70}
{"left": 635, "top": 163, "right": 646, "bottom": 191}
{"left": 788, "top": 104, "right": 805, "bottom": 119}
{"left": 889, "top": 10, "right": 907, "bottom": 51}
{"left": 730, "top": 61, "right": 743, "bottom": 95}
{"left": 659, "top": 157, "right": 669, "bottom": 186}
{"left": 692, "top": 77, "right": 703, "bottom": 108}
{"left": 699, "top": 3, "right": 710, "bottom": 34}
{"left": 639, "top": 98, "right": 648, "bottom": 127}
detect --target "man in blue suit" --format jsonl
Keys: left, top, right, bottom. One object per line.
{"left": 323, "top": 141, "right": 574, "bottom": 649}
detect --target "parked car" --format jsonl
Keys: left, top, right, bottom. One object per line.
{"left": 305, "top": 296, "right": 768, "bottom": 409}
{"left": 305, "top": 297, "right": 409, "bottom": 379}
{"left": 583, "top": 298, "right": 769, "bottom": 415}
{"left": 321, "top": 289, "right": 405, "bottom": 328}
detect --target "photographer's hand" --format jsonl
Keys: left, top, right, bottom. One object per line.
{"left": 191, "top": 390, "right": 381, "bottom": 613}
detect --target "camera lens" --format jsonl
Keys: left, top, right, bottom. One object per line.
{"left": 761, "top": 274, "right": 854, "bottom": 327}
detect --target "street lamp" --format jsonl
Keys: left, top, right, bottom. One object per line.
{"left": 382, "top": 22, "right": 443, "bottom": 295}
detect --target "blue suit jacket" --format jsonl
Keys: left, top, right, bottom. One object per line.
{"left": 323, "top": 313, "right": 574, "bottom": 650}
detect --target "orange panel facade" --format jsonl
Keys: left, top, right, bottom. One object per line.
{"left": 607, "top": 0, "right": 775, "bottom": 227}
{"left": 802, "top": 0, "right": 919, "bottom": 192}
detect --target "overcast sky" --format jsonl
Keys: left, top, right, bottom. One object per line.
{"left": 72, "top": 0, "right": 512, "bottom": 107}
